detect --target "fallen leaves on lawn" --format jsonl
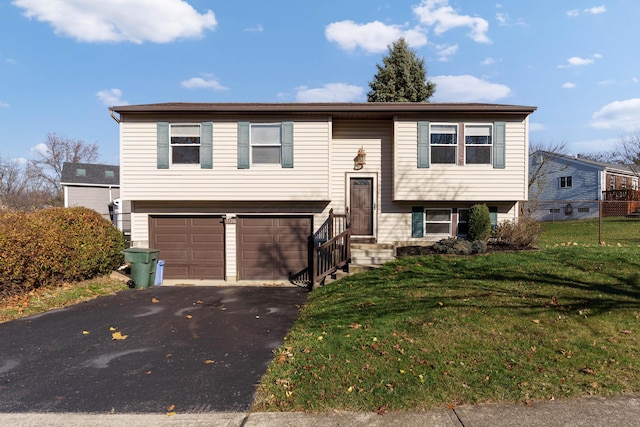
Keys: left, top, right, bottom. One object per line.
{"left": 580, "top": 366, "right": 597, "bottom": 375}
{"left": 203, "top": 359, "right": 214, "bottom": 364}
{"left": 376, "top": 404, "right": 388, "bottom": 415}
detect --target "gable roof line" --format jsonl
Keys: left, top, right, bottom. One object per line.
{"left": 532, "top": 150, "right": 635, "bottom": 175}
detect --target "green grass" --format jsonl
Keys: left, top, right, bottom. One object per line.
{"left": 253, "top": 247, "right": 640, "bottom": 412}
{"left": 0, "top": 277, "right": 128, "bottom": 323}
{"left": 538, "top": 217, "right": 640, "bottom": 247}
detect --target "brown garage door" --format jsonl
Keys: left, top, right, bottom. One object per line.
{"left": 237, "top": 216, "right": 311, "bottom": 281}
{"left": 150, "top": 216, "right": 224, "bottom": 280}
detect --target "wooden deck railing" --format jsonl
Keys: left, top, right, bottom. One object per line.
{"left": 602, "top": 189, "right": 640, "bottom": 201}
{"left": 290, "top": 209, "right": 351, "bottom": 289}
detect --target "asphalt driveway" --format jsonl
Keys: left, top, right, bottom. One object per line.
{"left": 0, "top": 285, "right": 308, "bottom": 414}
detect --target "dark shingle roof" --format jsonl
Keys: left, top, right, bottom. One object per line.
{"left": 60, "top": 162, "right": 119, "bottom": 186}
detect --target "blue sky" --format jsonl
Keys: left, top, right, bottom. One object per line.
{"left": 1, "top": 0, "right": 639, "bottom": 165}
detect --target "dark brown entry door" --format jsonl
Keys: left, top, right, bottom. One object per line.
{"left": 350, "top": 177, "right": 373, "bottom": 236}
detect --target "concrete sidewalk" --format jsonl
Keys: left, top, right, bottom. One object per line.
{"left": 2, "top": 394, "right": 638, "bottom": 426}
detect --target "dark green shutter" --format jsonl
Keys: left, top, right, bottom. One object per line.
{"left": 237, "top": 121, "right": 250, "bottom": 169}
{"left": 281, "top": 121, "right": 294, "bottom": 168}
{"left": 157, "top": 122, "right": 169, "bottom": 169}
{"left": 200, "top": 122, "right": 213, "bottom": 169}
{"left": 489, "top": 206, "right": 498, "bottom": 229}
{"left": 417, "top": 121, "right": 430, "bottom": 168}
{"left": 412, "top": 207, "right": 424, "bottom": 238}
{"left": 493, "top": 121, "right": 506, "bottom": 169}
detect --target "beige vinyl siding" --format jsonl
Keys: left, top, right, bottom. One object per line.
{"left": 394, "top": 119, "right": 528, "bottom": 201}
{"left": 65, "top": 186, "right": 119, "bottom": 217}
{"left": 120, "top": 119, "right": 330, "bottom": 201}
{"left": 330, "top": 120, "right": 384, "bottom": 212}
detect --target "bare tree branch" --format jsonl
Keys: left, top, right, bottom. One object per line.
{"left": 29, "top": 133, "right": 100, "bottom": 195}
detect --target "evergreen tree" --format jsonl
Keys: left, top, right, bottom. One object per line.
{"left": 367, "top": 38, "right": 436, "bottom": 102}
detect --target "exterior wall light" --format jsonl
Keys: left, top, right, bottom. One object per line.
{"left": 354, "top": 147, "right": 366, "bottom": 170}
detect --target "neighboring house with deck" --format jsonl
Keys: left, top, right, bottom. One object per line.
{"left": 528, "top": 151, "right": 639, "bottom": 221}
{"left": 109, "top": 102, "right": 536, "bottom": 286}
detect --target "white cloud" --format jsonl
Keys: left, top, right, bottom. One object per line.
{"left": 96, "top": 88, "right": 127, "bottom": 106}
{"left": 244, "top": 24, "right": 263, "bottom": 32}
{"left": 585, "top": 6, "right": 606, "bottom": 15}
{"left": 430, "top": 75, "right": 511, "bottom": 102}
{"left": 295, "top": 83, "right": 364, "bottom": 102}
{"left": 568, "top": 138, "right": 617, "bottom": 155}
{"left": 558, "top": 54, "right": 601, "bottom": 68}
{"left": 30, "top": 143, "right": 48, "bottom": 156}
{"left": 591, "top": 98, "right": 640, "bottom": 131}
{"left": 325, "top": 20, "right": 427, "bottom": 53}
{"left": 529, "top": 122, "right": 546, "bottom": 132}
{"left": 181, "top": 76, "right": 228, "bottom": 91}
{"left": 567, "top": 6, "right": 606, "bottom": 17}
{"left": 435, "top": 44, "right": 458, "bottom": 61}
{"left": 481, "top": 57, "right": 495, "bottom": 66}
{"left": 598, "top": 79, "right": 615, "bottom": 85}
{"left": 495, "top": 12, "right": 526, "bottom": 27}
{"left": 0, "top": 101, "right": 9, "bottom": 108}
{"left": 562, "top": 82, "right": 576, "bottom": 89}
{"left": 413, "top": 0, "right": 490, "bottom": 43}
{"left": 13, "top": 0, "right": 217, "bottom": 43}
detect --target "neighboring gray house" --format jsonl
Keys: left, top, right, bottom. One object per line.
{"left": 60, "top": 162, "right": 130, "bottom": 233}
{"left": 528, "top": 151, "right": 639, "bottom": 221}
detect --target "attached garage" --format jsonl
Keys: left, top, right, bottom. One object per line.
{"left": 237, "top": 216, "right": 311, "bottom": 281}
{"left": 150, "top": 216, "right": 225, "bottom": 280}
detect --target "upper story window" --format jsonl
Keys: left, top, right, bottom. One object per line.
{"left": 559, "top": 176, "right": 572, "bottom": 188}
{"left": 633, "top": 177, "right": 638, "bottom": 190}
{"left": 465, "top": 124, "right": 492, "bottom": 164}
{"left": 418, "top": 121, "right": 505, "bottom": 169}
{"left": 171, "top": 124, "right": 200, "bottom": 164}
{"left": 251, "top": 124, "right": 282, "bottom": 164}
{"left": 430, "top": 124, "right": 457, "bottom": 164}
{"left": 237, "top": 121, "right": 293, "bottom": 169}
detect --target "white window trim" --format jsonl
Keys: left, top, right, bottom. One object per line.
{"left": 430, "top": 123, "right": 458, "bottom": 165}
{"left": 424, "top": 208, "right": 452, "bottom": 237}
{"left": 250, "top": 122, "right": 282, "bottom": 166}
{"left": 464, "top": 123, "right": 493, "bottom": 166}
{"left": 559, "top": 175, "right": 573, "bottom": 188}
{"left": 170, "top": 123, "right": 201, "bottom": 167}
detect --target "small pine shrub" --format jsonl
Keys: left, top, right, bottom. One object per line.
{"left": 431, "top": 237, "right": 487, "bottom": 255}
{"left": 468, "top": 204, "right": 492, "bottom": 242}
{"left": 494, "top": 217, "right": 541, "bottom": 249}
{"left": 0, "top": 207, "right": 125, "bottom": 296}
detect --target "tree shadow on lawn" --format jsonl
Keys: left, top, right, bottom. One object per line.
{"left": 310, "top": 252, "right": 640, "bottom": 326}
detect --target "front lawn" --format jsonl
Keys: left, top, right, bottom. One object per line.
{"left": 0, "top": 277, "right": 127, "bottom": 323}
{"left": 253, "top": 247, "right": 640, "bottom": 412}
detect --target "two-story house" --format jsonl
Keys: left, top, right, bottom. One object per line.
{"left": 109, "top": 102, "right": 536, "bottom": 284}
{"left": 528, "top": 151, "right": 639, "bottom": 221}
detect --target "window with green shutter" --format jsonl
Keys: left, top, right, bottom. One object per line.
{"left": 237, "top": 121, "right": 294, "bottom": 168}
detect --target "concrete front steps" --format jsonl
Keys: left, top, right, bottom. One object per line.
{"left": 324, "top": 243, "right": 396, "bottom": 284}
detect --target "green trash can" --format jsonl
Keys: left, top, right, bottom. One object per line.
{"left": 122, "top": 248, "right": 160, "bottom": 289}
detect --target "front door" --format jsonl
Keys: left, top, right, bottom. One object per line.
{"left": 350, "top": 177, "right": 374, "bottom": 236}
